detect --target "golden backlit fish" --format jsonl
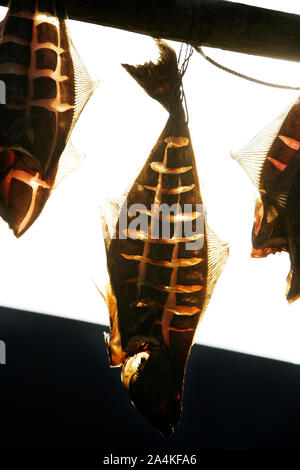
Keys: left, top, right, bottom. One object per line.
{"left": 100, "top": 40, "right": 229, "bottom": 436}
{"left": 0, "top": 0, "right": 96, "bottom": 236}
{"left": 231, "top": 97, "right": 300, "bottom": 302}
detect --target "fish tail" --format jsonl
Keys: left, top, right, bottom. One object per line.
{"left": 122, "top": 39, "right": 181, "bottom": 112}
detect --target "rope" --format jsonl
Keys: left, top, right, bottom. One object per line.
{"left": 195, "top": 46, "right": 300, "bottom": 91}
{"left": 177, "top": 43, "right": 194, "bottom": 123}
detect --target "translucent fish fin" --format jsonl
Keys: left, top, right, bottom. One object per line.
{"left": 122, "top": 39, "right": 181, "bottom": 111}
{"left": 231, "top": 106, "right": 292, "bottom": 188}
{"left": 93, "top": 277, "right": 107, "bottom": 306}
{"left": 93, "top": 278, "right": 123, "bottom": 366}
{"left": 266, "top": 178, "right": 292, "bottom": 211}
{"left": 100, "top": 199, "right": 118, "bottom": 254}
{"left": 69, "top": 37, "right": 99, "bottom": 133}
{"left": 100, "top": 188, "right": 130, "bottom": 252}
{"left": 205, "top": 226, "right": 229, "bottom": 300}
{"left": 100, "top": 282, "right": 127, "bottom": 367}
{"left": 53, "top": 140, "right": 85, "bottom": 189}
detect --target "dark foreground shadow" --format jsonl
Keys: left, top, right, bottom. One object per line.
{"left": 0, "top": 305, "right": 300, "bottom": 453}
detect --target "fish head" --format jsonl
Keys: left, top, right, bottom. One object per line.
{"left": 121, "top": 347, "right": 182, "bottom": 436}
{"left": 0, "top": 147, "right": 53, "bottom": 236}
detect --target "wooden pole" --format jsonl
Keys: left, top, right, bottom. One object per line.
{"left": 1, "top": 1, "right": 300, "bottom": 62}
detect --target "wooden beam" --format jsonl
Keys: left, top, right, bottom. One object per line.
{"left": 1, "top": 1, "right": 300, "bottom": 62}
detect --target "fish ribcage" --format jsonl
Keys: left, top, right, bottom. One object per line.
{"left": 116, "top": 137, "right": 206, "bottom": 349}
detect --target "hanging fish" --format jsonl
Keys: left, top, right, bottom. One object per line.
{"left": 0, "top": 0, "right": 96, "bottom": 236}
{"left": 100, "top": 40, "right": 229, "bottom": 436}
{"left": 231, "top": 98, "right": 300, "bottom": 302}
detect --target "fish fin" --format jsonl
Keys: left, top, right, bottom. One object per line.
{"left": 104, "top": 283, "right": 127, "bottom": 367}
{"left": 52, "top": 140, "right": 85, "bottom": 189}
{"left": 122, "top": 39, "right": 181, "bottom": 111}
{"left": 93, "top": 278, "right": 125, "bottom": 366}
{"left": 100, "top": 199, "right": 117, "bottom": 254}
{"left": 205, "top": 226, "right": 229, "bottom": 301}
{"left": 230, "top": 106, "right": 291, "bottom": 188}
{"left": 69, "top": 37, "right": 99, "bottom": 134}
{"left": 265, "top": 180, "right": 290, "bottom": 210}
{"left": 93, "top": 277, "right": 107, "bottom": 305}
{"left": 100, "top": 189, "right": 130, "bottom": 252}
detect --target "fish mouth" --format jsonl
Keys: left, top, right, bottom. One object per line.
{"left": 155, "top": 396, "right": 182, "bottom": 437}
{"left": 154, "top": 417, "right": 180, "bottom": 437}
{"left": 131, "top": 389, "right": 182, "bottom": 437}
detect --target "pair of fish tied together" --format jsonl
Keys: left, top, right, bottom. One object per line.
{"left": 101, "top": 40, "right": 229, "bottom": 436}
{"left": 0, "top": 0, "right": 96, "bottom": 237}
{"left": 232, "top": 92, "right": 300, "bottom": 303}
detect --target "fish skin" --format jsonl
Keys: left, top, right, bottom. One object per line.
{"left": 0, "top": 0, "right": 95, "bottom": 236}
{"left": 102, "top": 40, "right": 228, "bottom": 435}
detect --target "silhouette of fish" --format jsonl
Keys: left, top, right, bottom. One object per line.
{"left": 100, "top": 40, "right": 229, "bottom": 436}
{"left": 0, "top": 0, "right": 96, "bottom": 236}
{"left": 232, "top": 98, "right": 300, "bottom": 302}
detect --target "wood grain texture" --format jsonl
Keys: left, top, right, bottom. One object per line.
{"left": 1, "top": 1, "right": 300, "bottom": 61}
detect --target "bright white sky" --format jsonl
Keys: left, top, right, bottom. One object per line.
{"left": 1, "top": 1, "right": 300, "bottom": 363}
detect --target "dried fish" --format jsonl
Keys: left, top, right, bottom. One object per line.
{"left": 0, "top": 0, "right": 96, "bottom": 236}
{"left": 100, "top": 40, "right": 228, "bottom": 435}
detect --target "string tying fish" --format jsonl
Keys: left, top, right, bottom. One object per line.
{"left": 195, "top": 46, "right": 300, "bottom": 91}
{"left": 177, "top": 43, "right": 194, "bottom": 123}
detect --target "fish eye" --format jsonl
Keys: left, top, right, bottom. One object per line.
{"left": 136, "top": 354, "right": 148, "bottom": 376}
{"left": 138, "top": 341, "right": 149, "bottom": 351}
{"left": 122, "top": 351, "right": 150, "bottom": 389}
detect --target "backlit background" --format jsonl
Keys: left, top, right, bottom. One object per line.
{"left": 1, "top": 0, "right": 300, "bottom": 363}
